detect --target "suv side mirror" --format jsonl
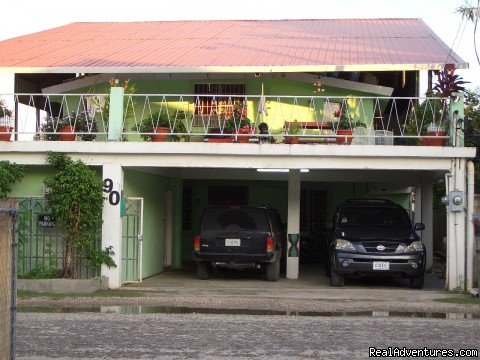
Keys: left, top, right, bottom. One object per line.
{"left": 325, "top": 220, "right": 333, "bottom": 230}
{"left": 414, "top": 223, "right": 425, "bottom": 231}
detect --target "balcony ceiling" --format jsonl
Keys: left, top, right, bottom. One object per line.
{"left": 0, "top": 19, "right": 467, "bottom": 74}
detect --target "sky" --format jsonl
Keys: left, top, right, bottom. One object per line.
{"left": 0, "top": 0, "right": 479, "bottom": 92}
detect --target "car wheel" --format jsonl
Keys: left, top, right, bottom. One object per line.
{"left": 329, "top": 257, "right": 344, "bottom": 287}
{"left": 410, "top": 274, "right": 424, "bottom": 289}
{"left": 266, "top": 256, "right": 280, "bottom": 282}
{"left": 197, "top": 261, "right": 212, "bottom": 280}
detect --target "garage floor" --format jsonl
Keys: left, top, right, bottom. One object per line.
{"left": 122, "top": 261, "right": 446, "bottom": 297}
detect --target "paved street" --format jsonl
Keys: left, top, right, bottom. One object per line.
{"left": 16, "top": 312, "right": 480, "bottom": 359}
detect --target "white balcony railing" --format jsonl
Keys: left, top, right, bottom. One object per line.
{"left": 0, "top": 93, "right": 455, "bottom": 146}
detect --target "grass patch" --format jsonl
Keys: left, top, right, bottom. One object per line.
{"left": 434, "top": 297, "right": 480, "bottom": 305}
{"left": 17, "top": 289, "right": 144, "bottom": 299}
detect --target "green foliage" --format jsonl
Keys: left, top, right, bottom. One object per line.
{"left": 331, "top": 109, "right": 366, "bottom": 130}
{"left": 19, "top": 244, "right": 60, "bottom": 279}
{"left": 0, "top": 99, "right": 13, "bottom": 118}
{"left": 406, "top": 95, "right": 445, "bottom": 136}
{"left": 0, "top": 160, "right": 25, "bottom": 198}
{"left": 463, "top": 89, "right": 480, "bottom": 192}
{"left": 41, "top": 111, "right": 98, "bottom": 141}
{"left": 225, "top": 102, "right": 251, "bottom": 134}
{"left": 286, "top": 120, "right": 301, "bottom": 135}
{"left": 133, "top": 110, "right": 186, "bottom": 141}
{"left": 44, "top": 152, "right": 115, "bottom": 277}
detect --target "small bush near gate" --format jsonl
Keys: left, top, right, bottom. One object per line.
{"left": 0, "top": 161, "right": 25, "bottom": 198}
{"left": 44, "top": 152, "right": 116, "bottom": 278}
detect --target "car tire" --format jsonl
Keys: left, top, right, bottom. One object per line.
{"left": 197, "top": 261, "right": 212, "bottom": 280}
{"left": 266, "top": 256, "right": 280, "bottom": 282}
{"left": 329, "top": 257, "right": 344, "bottom": 287}
{"left": 410, "top": 274, "right": 424, "bottom": 289}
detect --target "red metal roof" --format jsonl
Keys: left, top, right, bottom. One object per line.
{"left": 0, "top": 19, "right": 467, "bottom": 73}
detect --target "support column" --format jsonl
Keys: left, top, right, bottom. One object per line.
{"left": 108, "top": 86, "right": 124, "bottom": 141}
{"left": 420, "top": 183, "right": 434, "bottom": 272}
{"left": 287, "top": 170, "right": 301, "bottom": 279}
{"left": 455, "top": 159, "right": 466, "bottom": 289}
{"left": 446, "top": 159, "right": 467, "bottom": 290}
{"left": 101, "top": 163, "right": 124, "bottom": 288}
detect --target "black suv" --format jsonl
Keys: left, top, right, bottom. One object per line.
{"left": 326, "top": 199, "right": 426, "bottom": 289}
{"left": 193, "top": 205, "right": 286, "bottom": 281}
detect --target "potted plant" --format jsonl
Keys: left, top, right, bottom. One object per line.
{"left": 207, "top": 102, "right": 252, "bottom": 143}
{"left": 408, "top": 67, "right": 468, "bottom": 146}
{"left": 227, "top": 102, "right": 253, "bottom": 143}
{"left": 41, "top": 112, "right": 98, "bottom": 141}
{"left": 284, "top": 120, "right": 301, "bottom": 144}
{"left": 331, "top": 110, "right": 354, "bottom": 145}
{"left": 134, "top": 110, "right": 183, "bottom": 142}
{"left": 0, "top": 99, "right": 13, "bottom": 141}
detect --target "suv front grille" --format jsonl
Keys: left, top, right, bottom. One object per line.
{"left": 361, "top": 242, "right": 398, "bottom": 253}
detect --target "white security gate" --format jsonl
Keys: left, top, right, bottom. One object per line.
{"left": 121, "top": 198, "right": 143, "bottom": 283}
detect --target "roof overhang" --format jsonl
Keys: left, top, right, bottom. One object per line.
{"left": 0, "top": 62, "right": 469, "bottom": 75}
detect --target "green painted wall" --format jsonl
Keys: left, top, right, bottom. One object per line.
{"left": 10, "top": 166, "right": 52, "bottom": 197}
{"left": 10, "top": 165, "right": 103, "bottom": 197}
{"left": 123, "top": 169, "right": 183, "bottom": 277}
{"left": 182, "top": 179, "right": 410, "bottom": 264}
{"left": 124, "top": 169, "right": 166, "bottom": 278}
{"left": 66, "top": 76, "right": 380, "bottom": 140}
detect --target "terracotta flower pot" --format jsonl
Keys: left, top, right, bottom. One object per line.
{"left": 235, "top": 134, "right": 250, "bottom": 143}
{"left": 58, "top": 125, "right": 76, "bottom": 141}
{"left": 421, "top": 131, "right": 447, "bottom": 146}
{"left": 284, "top": 136, "right": 299, "bottom": 144}
{"left": 336, "top": 129, "right": 353, "bottom": 145}
{"left": 151, "top": 127, "right": 169, "bottom": 142}
{"left": 0, "top": 125, "right": 12, "bottom": 141}
{"left": 207, "top": 136, "right": 233, "bottom": 143}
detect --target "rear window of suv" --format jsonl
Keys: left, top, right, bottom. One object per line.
{"left": 202, "top": 207, "right": 269, "bottom": 232}
{"left": 339, "top": 206, "right": 411, "bottom": 228}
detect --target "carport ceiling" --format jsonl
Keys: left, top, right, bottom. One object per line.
{"left": 126, "top": 167, "right": 447, "bottom": 183}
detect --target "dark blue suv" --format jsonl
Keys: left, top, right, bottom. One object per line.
{"left": 326, "top": 199, "right": 426, "bottom": 289}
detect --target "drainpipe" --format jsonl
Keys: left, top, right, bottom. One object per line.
{"left": 467, "top": 161, "right": 475, "bottom": 290}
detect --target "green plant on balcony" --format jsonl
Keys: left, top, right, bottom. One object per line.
{"left": 0, "top": 99, "right": 14, "bottom": 141}
{"left": 134, "top": 110, "right": 186, "bottom": 141}
{"left": 0, "top": 99, "right": 13, "bottom": 119}
{"left": 331, "top": 110, "right": 365, "bottom": 130}
{"left": 41, "top": 111, "right": 98, "bottom": 141}
{"left": 224, "top": 102, "right": 252, "bottom": 135}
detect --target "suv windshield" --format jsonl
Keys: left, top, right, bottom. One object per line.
{"left": 338, "top": 206, "right": 411, "bottom": 228}
{"left": 202, "top": 207, "right": 269, "bottom": 232}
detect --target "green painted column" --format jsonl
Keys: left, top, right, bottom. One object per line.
{"left": 449, "top": 92, "right": 464, "bottom": 147}
{"left": 108, "top": 87, "right": 124, "bottom": 141}
{"left": 172, "top": 178, "right": 183, "bottom": 269}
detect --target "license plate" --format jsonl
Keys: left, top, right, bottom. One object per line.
{"left": 373, "top": 261, "right": 390, "bottom": 270}
{"left": 225, "top": 238, "right": 241, "bottom": 246}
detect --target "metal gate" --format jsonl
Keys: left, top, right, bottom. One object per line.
{"left": 121, "top": 198, "right": 143, "bottom": 283}
{"left": 16, "top": 197, "right": 100, "bottom": 279}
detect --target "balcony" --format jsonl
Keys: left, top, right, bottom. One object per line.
{"left": 0, "top": 93, "right": 463, "bottom": 147}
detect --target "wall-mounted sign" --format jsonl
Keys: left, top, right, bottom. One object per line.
{"left": 38, "top": 214, "right": 55, "bottom": 228}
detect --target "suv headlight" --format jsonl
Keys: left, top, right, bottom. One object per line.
{"left": 404, "top": 241, "right": 423, "bottom": 253}
{"left": 334, "top": 239, "right": 356, "bottom": 252}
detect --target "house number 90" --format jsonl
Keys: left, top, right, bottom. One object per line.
{"left": 103, "top": 178, "right": 120, "bottom": 206}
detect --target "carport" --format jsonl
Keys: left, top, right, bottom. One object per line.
{"left": 87, "top": 141, "right": 475, "bottom": 291}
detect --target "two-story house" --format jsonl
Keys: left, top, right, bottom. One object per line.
{"left": 0, "top": 19, "right": 475, "bottom": 290}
